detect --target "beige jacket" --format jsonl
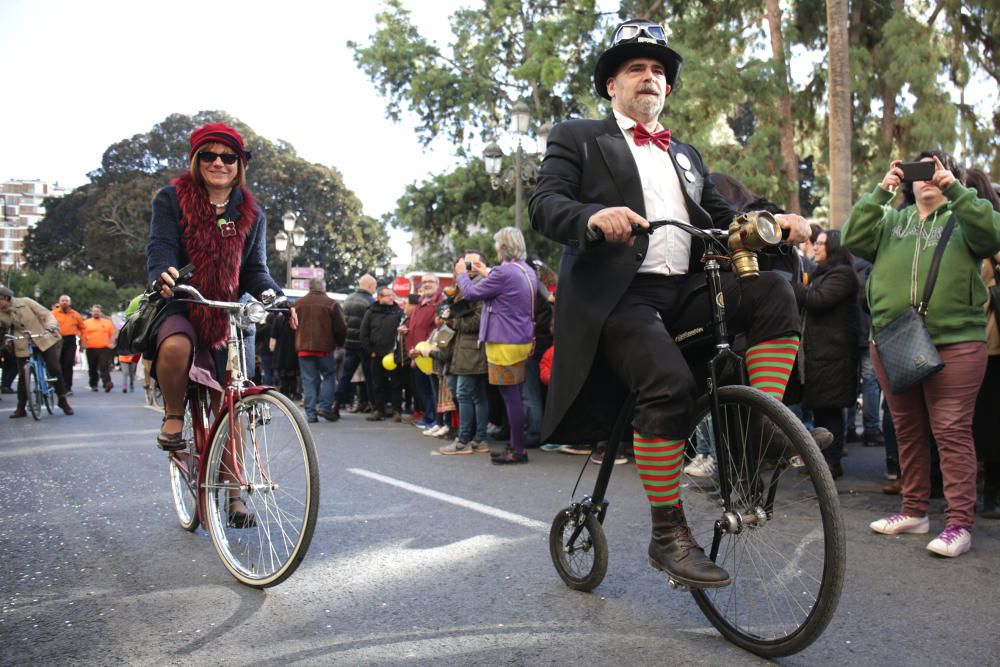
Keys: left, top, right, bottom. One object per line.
{"left": 0, "top": 297, "right": 61, "bottom": 357}
{"left": 983, "top": 259, "right": 1000, "bottom": 356}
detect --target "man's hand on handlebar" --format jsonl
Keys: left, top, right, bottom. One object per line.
{"left": 587, "top": 207, "right": 649, "bottom": 246}
{"left": 773, "top": 213, "right": 810, "bottom": 245}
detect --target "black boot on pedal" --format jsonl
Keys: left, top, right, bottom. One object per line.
{"left": 648, "top": 503, "right": 731, "bottom": 588}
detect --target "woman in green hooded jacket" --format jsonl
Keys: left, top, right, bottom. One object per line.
{"left": 843, "top": 151, "right": 1000, "bottom": 558}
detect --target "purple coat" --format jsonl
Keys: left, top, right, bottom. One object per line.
{"left": 457, "top": 260, "right": 537, "bottom": 344}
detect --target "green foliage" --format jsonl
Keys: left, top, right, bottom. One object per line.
{"left": 25, "top": 112, "right": 391, "bottom": 292}
{"left": 5, "top": 267, "right": 131, "bottom": 313}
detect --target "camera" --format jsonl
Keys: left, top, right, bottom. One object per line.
{"left": 899, "top": 161, "right": 935, "bottom": 182}
{"left": 465, "top": 261, "right": 473, "bottom": 272}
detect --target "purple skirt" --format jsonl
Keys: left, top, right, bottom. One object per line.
{"left": 153, "top": 314, "right": 223, "bottom": 392}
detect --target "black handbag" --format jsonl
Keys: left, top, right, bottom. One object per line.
{"left": 873, "top": 214, "right": 956, "bottom": 394}
{"left": 115, "top": 292, "right": 168, "bottom": 355}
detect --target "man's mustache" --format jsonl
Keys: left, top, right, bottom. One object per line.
{"left": 638, "top": 85, "right": 660, "bottom": 94}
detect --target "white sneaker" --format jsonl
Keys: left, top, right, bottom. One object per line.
{"left": 683, "top": 454, "right": 716, "bottom": 478}
{"left": 423, "top": 425, "right": 446, "bottom": 437}
{"left": 869, "top": 513, "right": 930, "bottom": 535}
{"left": 926, "top": 526, "right": 971, "bottom": 557}
{"left": 439, "top": 439, "right": 472, "bottom": 455}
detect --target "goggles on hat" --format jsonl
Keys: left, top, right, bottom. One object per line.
{"left": 612, "top": 22, "right": 667, "bottom": 45}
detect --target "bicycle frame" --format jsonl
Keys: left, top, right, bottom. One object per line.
{"left": 570, "top": 228, "right": 763, "bottom": 539}
{"left": 168, "top": 288, "right": 276, "bottom": 526}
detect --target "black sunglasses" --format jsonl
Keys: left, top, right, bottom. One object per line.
{"left": 197, "top": 151, "right": 239, "bottom": 165}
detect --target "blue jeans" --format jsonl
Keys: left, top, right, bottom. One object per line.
{"left": 299, "top": 354, "right": 337, "bottom": 418}
{"left": 456, "top": 374, "right": 489, "bottom": 443}
{"left": 521, "top": 356, "right": 543, "bottom": 442}
{"left": 413, "top": 368, "right": 436, "bottom": 422}
{"left": 858, "top": 347, "right": 881, "bottom": 434}
{"left": 335, "top": 347, "right": 364, "bottom": 404}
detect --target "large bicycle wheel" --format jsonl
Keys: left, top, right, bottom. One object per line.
{"left": 203, "top": 390, "right": 319, "bottom": 587}
{"left": 549, "top": 507, "right": 609, "bottom": 591}
{"left": 679, "top": 385, "right": 845, "bottom": 657}
{"left": 168, "top": 391, "right": 205, "bottom": 532}
{"left": 25, "top": 366, "right": 41, "bottom": 420}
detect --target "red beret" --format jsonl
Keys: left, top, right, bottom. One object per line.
{"left": 189, "top": 122, "right": 250, "bottom": 164}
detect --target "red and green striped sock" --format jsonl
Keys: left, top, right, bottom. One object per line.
{"left": 745, "top": 336, "right": 800, "bottom": 401}
{"left": 633, "top": 431, "right": 685, "bottom": 507}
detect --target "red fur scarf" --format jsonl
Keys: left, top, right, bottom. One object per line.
{"left": 172, "top": 173, "right": 256, "bottom": 348}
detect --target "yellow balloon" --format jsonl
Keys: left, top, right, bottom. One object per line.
{"left": 414, "top": 355, "right": 433, "bottom": 375}
{"left": 382, "top": 353, "right": 397, "bottom": 371}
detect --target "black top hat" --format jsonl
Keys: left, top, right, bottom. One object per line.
{"left": 593, "top": 19, "right": 683, "bottom": 100}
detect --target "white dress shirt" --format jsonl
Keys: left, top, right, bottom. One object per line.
{"left": 613, "top": 109, "right": 691, "bottom": 276}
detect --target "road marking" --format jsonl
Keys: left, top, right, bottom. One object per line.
{"left": 0, "top": 430, "right": 158, "bottom": 456}
{"left": 347, "top": 468, "right": 549, "bottom": 532}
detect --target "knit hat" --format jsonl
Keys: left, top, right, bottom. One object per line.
{"left": 0, "top": 285, "right": 13, "bottom": 299}
{"left": 189, "top": 122, "right": 251, "bottom": 165}
{"left": 593, "top": 19, "right": 683, "bottom": 100}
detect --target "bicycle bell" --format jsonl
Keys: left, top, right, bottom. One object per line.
{"left": 728, "top": 211, "right": 782, "bottom": 278}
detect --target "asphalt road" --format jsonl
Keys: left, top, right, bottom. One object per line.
{"left": 1, "top": 372, "right": 998, "bottom": 666}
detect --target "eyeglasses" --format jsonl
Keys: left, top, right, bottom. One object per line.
{"left": 612, "top": 22, "right": 666, "bottom": 45}
{"left": 197, "top": 151, "right": 239, "bottom": 165}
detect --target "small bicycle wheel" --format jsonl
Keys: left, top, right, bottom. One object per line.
{"left": 549, "top": 507, "right": 609, "bottom": 591}
{"left": 203, "top": 390, "right": 319, "bottom": 587}
{"left": 25, "top": 367, "right": 41, "bottom": 420}
{"left": 680, "top": 385, "right": 845, "bottom": 657}
{"left": 168, "top": 391, "right": 204, "bottom": 532}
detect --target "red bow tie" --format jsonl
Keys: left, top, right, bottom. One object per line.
{"left": 632, "top": 124, "right": 670, "bottom": 151}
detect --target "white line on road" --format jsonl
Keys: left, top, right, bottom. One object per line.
{"left": 0, "top": 430, "right": 158, "bottom": 456}
{"left": 347, "top": 468, "right": 549, "bottom": 532}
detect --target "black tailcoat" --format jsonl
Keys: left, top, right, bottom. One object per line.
{"left": 529, "top": 115, "right": 736, "bottom": 444}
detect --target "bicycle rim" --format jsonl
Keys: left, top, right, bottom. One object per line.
{"left": 168, "top": 397, "right": 201, "bottom": 532}
{"left": 26, "top": 368, "right": 40, "bottom": 420}
{"left": 548, "top": 508, "right": 608, "bottom": 591}
{"left": 680, "top": 385, "right": 845, "bottom": 657}
{"left": 203, "top": 390, "right": 319, "bottom": 587}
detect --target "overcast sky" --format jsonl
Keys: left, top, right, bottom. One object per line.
{"left": 0, "top": 0, "right": 468, "bottom": 259}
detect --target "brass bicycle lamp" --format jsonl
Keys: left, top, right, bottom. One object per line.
{"left": 728, "top": 211, "right": 782, "bottom": 278}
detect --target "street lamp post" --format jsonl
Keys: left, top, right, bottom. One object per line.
{"left": 483, "top": 101, "right": 551, "bottom": 229}
{"left": 275, "top": 211, "right": 307, "bottom": 288}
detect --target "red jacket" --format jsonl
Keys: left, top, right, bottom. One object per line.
{"left": 405, "top": 293, "right": 440, "bottom": 353}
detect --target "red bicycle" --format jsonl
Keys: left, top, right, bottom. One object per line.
{"left": 166, "top": 284, "right": 319, "bottom": 587}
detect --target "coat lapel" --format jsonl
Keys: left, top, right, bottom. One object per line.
{"left": 595, "top": 116, "right": 645, "bottom": 218}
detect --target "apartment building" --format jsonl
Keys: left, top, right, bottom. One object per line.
{"left": 1, "top": 179, "right": 68, "bottom": 272}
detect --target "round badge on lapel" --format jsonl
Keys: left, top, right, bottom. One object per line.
{"left": 676, "top": 153, "right": 692, "bottom": 170}
{"left": 684, "top": 171, "right": 696, "bottom": 183}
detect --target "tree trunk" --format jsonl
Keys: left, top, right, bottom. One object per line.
{"left": 827, "top": 0, "right": 852, "bottom": 229}
{"left": 765, "top": 0, "right": 800, "bottom": 214}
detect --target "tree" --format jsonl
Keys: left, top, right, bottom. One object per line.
{"left": 827, "top": 0, "right": 852, "bottom": 227}
{"left": 25, "top": 112, "right": 390, "bottom": 290}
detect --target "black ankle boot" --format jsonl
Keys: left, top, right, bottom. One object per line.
{"left": 648, "top": 503, "right": 731, "bottom": 588}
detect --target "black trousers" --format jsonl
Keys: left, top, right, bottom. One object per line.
{"left": 16, "top": 342, "right": 66, "bottom": 406}
{"left": 86, "top": 348, "right": 113, "bottom": 388}
{"left": 60, "top": 336, "right": 77, "bottom": 391}
{"left": 601, "top": 271, "right": 799, "bottom": 440}
{"left": 369, "top": 357, "right": 402, "bottom": 414}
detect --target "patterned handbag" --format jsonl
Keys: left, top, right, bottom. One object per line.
{"left": 873, "top": 214, "right": 956, "bottom": 394}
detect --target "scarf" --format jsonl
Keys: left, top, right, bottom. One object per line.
{"left": 172, "top": 173, "right": 256, "bottom": 348}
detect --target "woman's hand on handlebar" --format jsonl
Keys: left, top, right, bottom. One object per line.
{"left": 587, "top": 207, "right": 648, "bottom": 245}
{"left": 773, "top": 213, "right": 810, "bottom": 245}
{"left": 157, "top": 267, "right": 180, "bottom": 299}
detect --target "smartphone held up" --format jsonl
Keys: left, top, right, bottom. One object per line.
{"left": 899, "top": 161, "right": 935, "bottom": 182}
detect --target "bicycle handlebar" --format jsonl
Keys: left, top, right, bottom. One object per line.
{"left": 585, "top": 218, "right": 730, "bottom": 252}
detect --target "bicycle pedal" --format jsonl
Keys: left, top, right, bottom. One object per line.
{"left": 667, "top": 577, "right": 690, "bottom": 592}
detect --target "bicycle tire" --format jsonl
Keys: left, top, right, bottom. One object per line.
{"left": 42, "top": 384, "right": 53, "bottom": 415}
{"left": 680, "top": 385, "right": 845, "bottom": 657}
{"left": 203, "top": 390, "right": 319, "bottom": 588}
{"left": 549, "top": 507, "right": 609, "bottom": 591}
{"left": 168, "top": 391, "right": 203, "bottom": 532}
{"left": 25, "top": 366, "right": 41, "bottom": 420}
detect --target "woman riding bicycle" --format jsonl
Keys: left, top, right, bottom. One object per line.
{"left": 146, "top": 122, "right": 287, "bottom": 523}
{"left": 0, "top": 286, "right": 74, "bottom": 417}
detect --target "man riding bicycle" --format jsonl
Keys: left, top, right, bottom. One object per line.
{"left": 530, "top": 19, "right": 808, "bottom": 588}
{"left": 0, "top": 285, "right": 74, "bottom": 417}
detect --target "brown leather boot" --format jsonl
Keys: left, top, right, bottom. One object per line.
{"left": 648, "top": 503, "right": 731, "bottom": 588}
